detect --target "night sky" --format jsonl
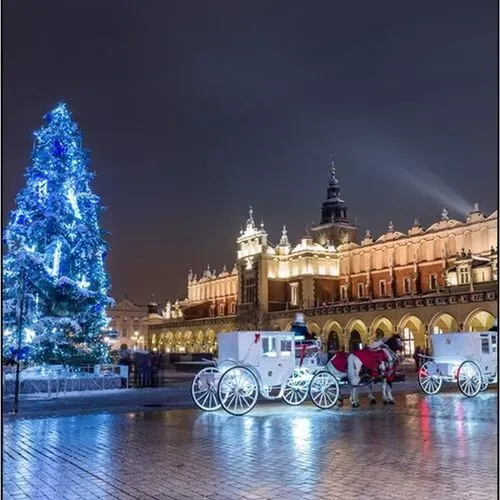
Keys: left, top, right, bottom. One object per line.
{"left": 3, "top": 1, "right": 498, "bottom": 305}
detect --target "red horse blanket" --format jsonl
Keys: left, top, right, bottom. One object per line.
{"left": 330, "top": 349, "right": 396, "bottom": 381}
{"left": 354, "top": 349, "right": 388, "bottom": 378}
{"left": 330, "top": 352, "right": 349, "bottom": 373}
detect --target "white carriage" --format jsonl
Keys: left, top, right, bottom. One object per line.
{"left": 190, "top": 330, "right": 340, "bottom": 415}
{"left": 418, "top": 331, "right": 497, "bottom": 398}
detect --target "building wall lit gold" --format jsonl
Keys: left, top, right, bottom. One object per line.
{"left": 148, "top": 165, "right": 498, "bottom": 356}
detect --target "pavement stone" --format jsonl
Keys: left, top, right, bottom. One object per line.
{"left": 2, "top": 388, "right": 498, "bottom": 500}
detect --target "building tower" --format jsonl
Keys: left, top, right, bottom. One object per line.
{"left": 311, "top": 159, "right": 357, "bottom": 247}
{"left": 236, "top": 207, "right": 270, "bottom": 319}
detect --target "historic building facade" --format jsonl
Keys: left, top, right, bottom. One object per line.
{"left": 148, "top": 163, "right": 498, "bottom": 356}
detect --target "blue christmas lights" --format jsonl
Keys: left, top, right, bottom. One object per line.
{"left": 2, "top": 102, "right": 113, "bottom": 364}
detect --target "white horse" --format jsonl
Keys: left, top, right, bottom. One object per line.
{"left": 327, "top": 334, "right": 403, "bottom": 407}
{"left": 346, "top": 334, "right": 403, "bottom": 407}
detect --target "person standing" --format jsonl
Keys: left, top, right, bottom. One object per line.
{"left": 413, "top": 345, "right": 422, "bottom": 371}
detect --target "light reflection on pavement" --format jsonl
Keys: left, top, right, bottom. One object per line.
{"left": 3, "top": 390, "right": 498, "bottom": 500}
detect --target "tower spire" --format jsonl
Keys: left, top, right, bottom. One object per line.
{"left": 327, "top": 156, "right": 340, "bottom": 200}
{"left": 312, "top": 156, "right": 357, "bottom": 247}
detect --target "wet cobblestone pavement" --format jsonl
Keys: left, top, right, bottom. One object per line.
{"left": 3, "top": 390, "right": 498, "bottom": 500}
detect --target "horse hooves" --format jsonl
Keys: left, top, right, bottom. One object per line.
{"left": 351, "top": 402, "right": 360, "bottom": 408}
{"left": 389, "top": 400, "right": 395, "bottom": 405}
{"left": 383, "top": 400, "right": 389, "bottom": 405}
{"left": 337, "top": 400, "right": 344, "bottom": 407}
{"left": 369, "top": 399, "right": 377, "bottom": 405}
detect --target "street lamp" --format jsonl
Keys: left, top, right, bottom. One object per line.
{"left": 133, "top": 331, "right": 139, "bottom": 350}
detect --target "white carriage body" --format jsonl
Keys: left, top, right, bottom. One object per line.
{"left": 191, "top": 330, "right": 341, "bottom": 414}
{"left": 216, "top": 330, "right": 298, "bottom": 387}
{"left": 430, "top": 331, "right": 497, "bottom": 381}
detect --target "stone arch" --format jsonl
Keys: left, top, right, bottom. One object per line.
{"left": 323, "top": 320, "right": 343, "bottom": 353}
{"left": 205, "top": 328, "right": 216, "bottom": 353}
{"left": 306, "top": 321, "right": 321, "bottom": 338}
{"left": 349, "top": 330, "right": 362, "bottom": 352}
{"left": 322, "top": 320, "right": 342, "bottom": 336}
{"left": 429, "top": 312, "right": 459, "bottom": 334}
{"left": 158, "top": 331, "right": 174, "bottom": 352}
{"left": 369, "top": 316, "right": 395, "bottom": 342}
{"left": 397, "top": 314, "right": 426, "bottom": 356}
{"left": 345, "top": 318, "right": 368, "bottom": 352}
{"left": 174, "top": 331, "right": 184, "bottom": 353}
{"left": 191, "top": 330, "right": 204, "bottom": 353}
{"left": 463, "top": 309, "right": 495, "bottom": 332}
{"left": 183, "top": 330, "right": 193, "bottom": 352}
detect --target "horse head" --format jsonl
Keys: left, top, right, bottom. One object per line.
{"left": 385, "top": 333, "right": 404, "bottom": 353}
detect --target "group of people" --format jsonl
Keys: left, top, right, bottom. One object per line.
{"left": 118, "top": 345, "right": 163, "bottom": 388}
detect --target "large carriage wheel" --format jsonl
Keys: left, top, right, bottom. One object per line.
{"left": 217, "top": 366, "right": 259, "bottom": 416}
{"left": 457, "top": 360, "right": 482, "bottom": 398}
{"left": 283, "top": 368, "right": 310, "bottom": 406}
{"left": 418, "top": 361, "right": 442, "bottom": 395}
{"left": 479, "top": 376, "right": 489, "bottom": 392}
{"left": 190, "top": 366, "right": 221, "bottom": 411}
{"left": 309, "top": 371, "right": 340, "bottom": 409}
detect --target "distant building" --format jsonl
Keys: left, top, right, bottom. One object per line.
{"left": 106, "top": 299, "right": 150, "bottom": 350}
{"left": 148, "top": 161, "right": 498, "bottom": 356}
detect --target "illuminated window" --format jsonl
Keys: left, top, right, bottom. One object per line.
{"left": 433, "top": 326, "right": 443, "bottom": 334}
{"left": 243, "top": 275, "right": 256, "bottom": 303}
{"left": 379, "top": 281, "right": 386, "bottom": 296}
{"left": 429, "top": 274, "right": 438, "bottom": 290}
{"left": 458, "top": 267, "right": 470, "bottom": 285}
{"left": 340, "top": 286, "right": 347, "bottom": 301}
{"left": 357, "top": 283, "right": 364, "bottom": 298}
{"left": 403, "top": 278, "right": 411, "bottom": 294}
{"left": 230, "top": 302, "right": 236, "bottom": 314}
{"left": 290, "top": 282, "right": 299, "bottom": 306}
{"left": 402, "top": 327, "right": 415, "bottom": 357}
{"left": 219, "top": 303, "right": 225, "bottom": 316}
{"left": 209, "top": 304, "right": 215, "bottom": 317}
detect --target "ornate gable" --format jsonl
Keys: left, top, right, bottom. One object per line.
{"left": 114, "top": 299, "right": 143, "bottom": 312}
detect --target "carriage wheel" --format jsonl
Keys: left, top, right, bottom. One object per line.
{"left": 418, "top": 361, "right": 442, "bottom": 395}
{"left": 309, "top": 371, "right": 340, "bottom": 409}
{"left": 457, "top": 360, "right": 482, "bottom": 398}
{"left": 217, "top": 366, "right": 259, "bottom": 416}
{"left": 479, "top": 376, "right": 489, "bottom": 392}
{"left": 283, "top": 369, "right": 309, "bottom": 406}
{"left": 190, "top": 366, "right": 221, "bottom": 411}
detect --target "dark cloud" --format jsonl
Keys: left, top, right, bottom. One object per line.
{"left": 3, "top": 0, "right": 497, "bottom": 304}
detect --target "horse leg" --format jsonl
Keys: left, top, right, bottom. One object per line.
{"left": 347, "top": 355, "right": 362, "bottom": 408}
{"left": 368, "top": 381, "right": 377, "bottom": 404}
{"left": 349, "top": 386, "right": 361, "bottom": 408}
{"left": 380, "top": 379, "right": 395, "bottom": 404}
{"left": 386, "top": 381, "right": 395, "bottom": 404}
{"left": 381, "top": 379, "right": 389, "bottom": 404}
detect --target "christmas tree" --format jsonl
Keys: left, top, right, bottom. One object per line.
{"left": 2, "top": 102, "right": 113, "bottom": 365}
